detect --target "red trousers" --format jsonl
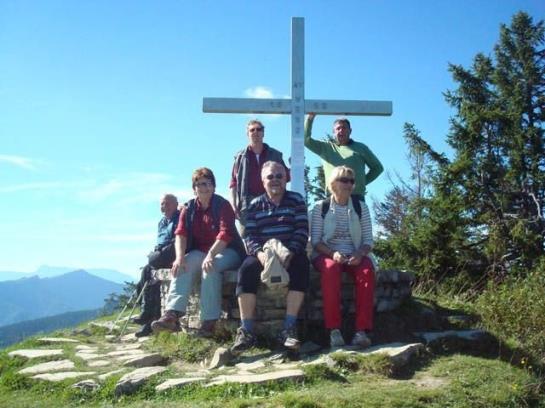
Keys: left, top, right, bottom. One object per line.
{"left": 313, "top": 255, "right": 375, "bottom": 331}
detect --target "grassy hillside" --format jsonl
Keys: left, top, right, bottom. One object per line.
{"left": 0, "top": 294, "right": 543, "bottom": 408}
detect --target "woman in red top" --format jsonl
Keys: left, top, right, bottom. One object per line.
{"left": 152, "top": 168, "right": 245, "bottom": 336}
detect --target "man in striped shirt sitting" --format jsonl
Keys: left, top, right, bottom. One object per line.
{"left": 230, "top": 161, "right": 310, "bottom": 354}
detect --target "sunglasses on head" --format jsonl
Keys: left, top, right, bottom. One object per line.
{"left": 266, "top": 173, "right": 284, "bottom": 180}
{"left": 336, "top": 177, "right": 355, "bottom": 184}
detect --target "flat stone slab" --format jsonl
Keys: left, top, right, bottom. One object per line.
{"left": 32, "top": 371, "right": 96, "bottom": 382}
{"left": 121, "top": 353, "right": 167, "bottom": 368}
{"left": 8, "top": 349, "right": 64, "bottom": 359}
{"left": 120, "top": 333, "right": 139, "bottom": 342}
{"left": 156, "top": 377, "right": 206, "bottom": 392}
{"left": 114, "top": 343, "right": 142, "bottom": 351}
{"left": 235, "top": 360, "right": 266, "bottom": 371}
{"left": 88, "top": 360, "right": 112, "bottom": 368}
{"left": 75, "top": 345, "right": 99, "bottom": 352}
{"left": 415, "top": 330, "right": 488, "bottom": 344}
{"left": 107, "top": 349, "right": 146, "bottom": 357}
{"left": 115, "top": 366, "right": 167, "bottom": 395}
{"left": 19, "top": 359, "right": 75, "bottom": 375}
{"left": 37, "top": 337, "right": 79, "bottom": 344}
{"left": 207, "top": 369, "right": 304, "bottom": 386}
{"left": 98, "top": 369, "right": 127, "bottom": 381}
{"left": 302, "top": 342, "right": 424, "bottom": 369}
{"left": 75, "top": 352, "right": 105, "bottom": 361}
{"left": 365, "top": 342, "right": 424, "bottom": 366}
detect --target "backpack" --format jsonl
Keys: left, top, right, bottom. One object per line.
{"left": 320, "top": 195, "right": 362, "bottom": 218}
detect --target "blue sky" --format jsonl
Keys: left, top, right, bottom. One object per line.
{"left": 1, "top": 1, "right": 543, "bottom": 279}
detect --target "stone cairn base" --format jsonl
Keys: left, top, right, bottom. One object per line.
{"left": 152, "top": 266, "right": 414, "bottom": 341}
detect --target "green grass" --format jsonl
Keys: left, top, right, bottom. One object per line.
{"left": 0, "top": 301, "right": 544, "bottom": 407}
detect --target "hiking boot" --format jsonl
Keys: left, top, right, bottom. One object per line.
{"left": 151, "top": 310, "right": 181, "bottom": 333}
{"left": 329, "top": 329, "right": 345, "bottom": 348}
{"left": 278, "top": 326, "right": 300, "bottom": 351}
{"left": 351, "top": 331, "right": 371, "bottom": 349}
{"left": 230, "top": 327, "right": 256, "bottom": 355}
{"left": 134, "top": 322, "right": 152, "bottom": 338}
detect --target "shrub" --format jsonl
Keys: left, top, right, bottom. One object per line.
{"left": 476, "top": 258, "right": 545, "bottom": 360}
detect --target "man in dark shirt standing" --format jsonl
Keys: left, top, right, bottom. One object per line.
{"left": 230, "top": 119, "right": 289, "bottom": 232}
{"left": 230, "top": 161, "right": 310, "bottom": 354}
{"left": 133, "top": 193, "right": 180, "bottom": 337}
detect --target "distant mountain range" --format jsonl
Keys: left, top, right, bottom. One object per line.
{"left": 0, "top": 265, "right": 135, "bottom": 284}
{"left": 0, "top": 270, "right": 124, "bottom": 327}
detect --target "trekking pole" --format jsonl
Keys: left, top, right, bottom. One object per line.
{"left": 117, "top": 280, "right": 148, "bottom": 339}
{"left": 109, "top": 287, "right": 138, "bottom": 333}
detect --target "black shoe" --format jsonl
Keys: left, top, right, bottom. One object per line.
{"left": 278, "top": 326, "right": 300, "bottom": 351}
{"left": 131, "top": 314, "right": 150, "bottom": 325}
{"left": 230, "top": 327, "right": 256, "bottom": 355}
{"left": 135, "top": 322, "right": 152, "bottom": 338}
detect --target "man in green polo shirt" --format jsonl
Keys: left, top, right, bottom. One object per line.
{"left": 304, "top": 113, "right": 383, "bottom": 200}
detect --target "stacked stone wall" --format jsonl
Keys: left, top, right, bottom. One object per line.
{"left": 152, "top": 267, "right": 414, "bottom": 338}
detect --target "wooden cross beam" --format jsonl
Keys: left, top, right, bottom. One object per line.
{"left": 203, "top": 17, "right": 392, "bottom": 196}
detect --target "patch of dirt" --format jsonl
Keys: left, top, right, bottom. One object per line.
{"left": 409, "top": 375, "right": 449, "bottom": 389}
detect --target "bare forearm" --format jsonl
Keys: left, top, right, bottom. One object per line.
{"left": 208, "top": 239, "right": 227, "bottom": 258}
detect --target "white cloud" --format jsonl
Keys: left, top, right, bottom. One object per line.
{"left": 77, "top": 172, "right": 180, "bottom": 204}
{"left": 0, "top": 154, "right": 42, "bottom": 170}
{"left": 0, "top": 181, "right": 83, "bottom": 193}
{"left": 245, "top": 86, "right": 274, "bottom": 99}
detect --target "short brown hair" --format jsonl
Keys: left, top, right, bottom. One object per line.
{"left": 192, "top": 167, "right": 216, "bottom": 188}
{"left": 247, "top": 119, "right": 264, "bottom": 130}
{"left": 333, "top": 118, "right": 351, "bottom": 129}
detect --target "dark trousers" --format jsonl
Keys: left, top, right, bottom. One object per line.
{"left": 136, "top": 244, "right": 176, "bottom": 293}
{"left": 236, "top": 252, "right": 310, "bottom": 296}
{"left": 135, "top": 244, "right": 176, "bottom": 321}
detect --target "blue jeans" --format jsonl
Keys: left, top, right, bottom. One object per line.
{"left": 165, "top": 248, "right": 241, "bottom": 320}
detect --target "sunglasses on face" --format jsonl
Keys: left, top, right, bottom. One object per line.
{"left": 195, "top": 181, "right": 213, "bottom": 188}
{"left": 336, "top": 177, "right": 355, "bottom": 184}
{"left": 249, "top": 127, "right": 264, "bottom": 133}
{"left": 266, "top": 173, "right": 284, "bottom": 180}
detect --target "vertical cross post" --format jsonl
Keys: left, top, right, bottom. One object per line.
{"left": 290, "top": 17, "right": 305, "bottom": 195}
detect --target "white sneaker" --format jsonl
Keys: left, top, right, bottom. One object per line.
{"left": 351, "top": 331, "right": 371, "bottom": 348}
{"left": 329, "top": 329, "right": 345, "bottom": 347}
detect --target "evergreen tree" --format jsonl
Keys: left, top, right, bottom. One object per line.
{"left": 444, "top": 12, "right": 544, "bottom": 276}
{"left": 375, "top": 12, "right": 544, "bottom": 284}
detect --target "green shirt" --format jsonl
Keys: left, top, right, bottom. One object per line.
{"left": 304, "top": 119, "right": 383, "bottom": 196}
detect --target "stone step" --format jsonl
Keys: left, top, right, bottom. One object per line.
{"left": 8, "top": 349, "right": 64, "bottom": 359}
{"left": 115, "top": 366, "right": 167, "bottom": 396}
{"left": 19, "top": 359, "right": 75, "bottom": 375}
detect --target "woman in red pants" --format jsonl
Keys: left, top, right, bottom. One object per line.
{"left": 310, "top": 165, "right": 375, "bottom": 348}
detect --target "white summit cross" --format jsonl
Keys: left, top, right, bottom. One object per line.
{"left": 203, "top": 17, "right": 392, "bottom": 196}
